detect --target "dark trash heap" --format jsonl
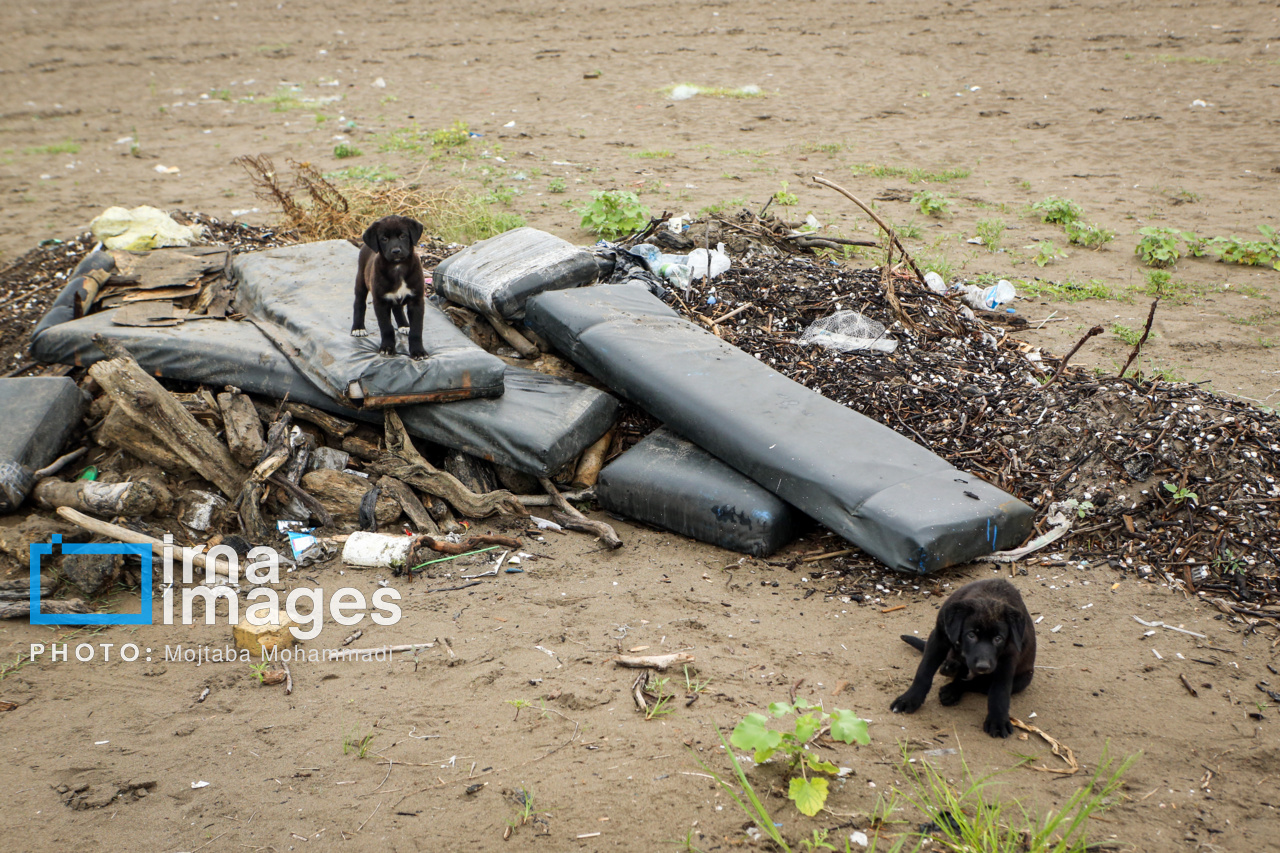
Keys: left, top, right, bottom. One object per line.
{"left": 669, "top": 249, "right": 1279, "bottom": 607}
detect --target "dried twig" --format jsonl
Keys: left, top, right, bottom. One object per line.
{"left": 1119, "top": 299, "right": 1160, "bottom": 379}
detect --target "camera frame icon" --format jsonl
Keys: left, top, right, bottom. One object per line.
{"left": 29, "top": 535, "right": 153, "bottom": 625}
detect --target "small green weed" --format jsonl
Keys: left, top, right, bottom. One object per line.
{"left": 774, "top": 180, "right": 799, "bottom": 206}
{"left": 1164, "top": 482, "right": 1198, "bottom": 504}
{"left": 895, "top": 220, "right": 923, "bottom": 240}
{"left": 1033, "top": 240, "right": 1066, "bottom": 267}
{"left": 332, "top": 142, "right": 361, "bottom": 159}
{"left": 913, "top": 190, "right": 950, "bottom": 217}
{"left": 801, "top": 141, "right": 847, "bottom": 155}
{"left": 342, "top": 728, "right": 376, "bottom": 758}
{"left": 1031, "top": 196, "right": 1083, "bottom": 225}
{"left": 1020, "top": 278, "right": 1112, "bottom": 302}
{"left": 25, "top": 140, "right": 80, "bottom": 155}
{"left": 249, "top": 661, "right": 269, "bottom": 684}
{"left": 431, "top": 119, "right": 472, "bottom": 149}
{"left": 578, "top": 190, "right": 650, "bottom": 239}
{"left": 209, "top": 88, "right": 232, "bottom": 101}
{"left": 547, "top": 177, "right": 566, "bottom": 193}
{"left": 377, "top": 124, "right": 429, "bottom": 154}
{"left": 729, "top": 697, "right": 869, "bottom": 816}
{"left": 851, "top": 163, "right": 970, "bottom": 183}
{"left": 1064, "top": 221, "right": 1115, "bottom": 248}
{"left": 888, "top": 747, "right": 1138, "bottom": 853}
{"left": 1111, "top": 323, "right": 1146, "bottom": 346}
{"left": 1135, "top": 226, "right": 1182, "bottom": 267}
{"left": 633, "top": 149, "right": 673, "bottom": 159}
{"left": 324, "top": 164, "right": 400, "bottom": 183}
{"left": 975, "top": 218, "right": 1006, "bottom": 251}
{"left": 506, "top": 698, "right": 532, "bottom": 720}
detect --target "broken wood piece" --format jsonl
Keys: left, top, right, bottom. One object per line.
{"left": 32, "top": 447, "right": 88, "bottom": 480}
{"left": 253, "top": 399, "right": 357, "bottom": 440}
{"left": 88, "top": 335, "right": 246, "bottom": 498}
{"left": 572, "top": 428, "right": 615, "bottom": 489}
{"left": 0, "top": 598, "right": 89, "bottom": 619}
{"left": 413, "top": 533, "right": 523, "bottom": 556}
{"left": 443, "top": 449, "right": 499, "bottom": 495}
{"left": 366, "top": 409, "right": 524, "bottom": 518}
{"left": 377, "top": 476, "right": 440, "bottom": 535}
{"left": 1179, "top": 673, "right": 1199, "bottom": 697}
{"left": 611, "top": 652, "right": 695, "bottom": 671}
{"left": 539, "top": 476, "right": 621, "bottom": 549}
{"left": 54, "top": 507, "right": 228, "bottom": 580}
{"left": 96, "top": 403, "right": 191, "bottom": 473}
{"left": 218, "top": 389, "right": 266, "bottom": 467}
{"left": 483, "top": 311, "right": 540, "bottom": 359}
{"left": 801, "top": 548, "right": 854, "bottom": 564}
{"left": 300, "top": 469, "right": 400, "bottom": 526}
{"left": 266, "top": 474, "right": 334, "bottom": 528}
{"left": 33, "top": 478, "right": 158, "bottom": 517}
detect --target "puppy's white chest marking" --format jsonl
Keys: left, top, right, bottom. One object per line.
{"left": 382, "top": 269, "right": 412, "bottom": 303}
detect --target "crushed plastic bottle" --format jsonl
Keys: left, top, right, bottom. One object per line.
{"left": 923, "top": 271, "right": 947, "bottom": 294}
{"left": 959, "top": 279, "right": 1016, "bottom": 311}
{"left": 631, "top": 244, "right": 694, "bottom": 292}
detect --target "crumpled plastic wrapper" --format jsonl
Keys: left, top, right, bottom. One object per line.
{"left": 89, "top": 205, "right": 204, "bottom": 251}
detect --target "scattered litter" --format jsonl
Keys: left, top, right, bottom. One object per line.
{"left": 89, "top": 205, "right": 203, "bottom": 251}
{"left": 1131, "top": 615, "right": 1207, "bottom": 639}
{"left": 191, "top": 781, "right": 210, "bottom": 789}
{"left": 798, "top": 310, "right": 898, "bottom": 354}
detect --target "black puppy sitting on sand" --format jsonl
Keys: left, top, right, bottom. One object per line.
{"left": 351, "top": 215, "right": 428, "bottom": 359}
{"left": 889, "top": 578, "right": 1036, "bottom": 738}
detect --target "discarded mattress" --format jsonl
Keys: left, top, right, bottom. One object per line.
{"left": 433, "top": 227, "right": 600, "bottom": 320}
{"left": 0, "top": 377, "right": 86, "bottom": 512}
{"left": 29, "top": 310, "right": 618, "bottom": 477}
{"left": 597, "top": 428, "right": 803, "bottom": 556}
{"left": 526, "top": 284, "right": 1035, "bottom": 573}
{"left": 233, "top": 240, "right": 506, "bottom": 407}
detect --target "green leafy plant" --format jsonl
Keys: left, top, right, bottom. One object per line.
{"left": 729, "top": 698, "right": 869, "bottom": 817}
{"left": 1019, "top": 278, "right": 1112, "bottom": 302}
{"left": 895, "top": 219, "right": 923, "bottom": 240}
{"left": 249, "top": 661, "right": 269, "bottom": 684}
{"left": 1135, "top": 226, "right": 1182, "bottom": 267}
{"left": 1063, "top": 499, "right": 1095, "bottom": 519}
{"left": 975, "top": 218, "right": 1006, "bottom": 251}
{"left": 547, "top": 177, "right": 566, "bottom": 193}
{"left": 1031, "top": 196, "right": 1083, "bottom": 225}
{"left": 578, "top": 190, "right": 651, "bottom": 239}
{"left": 1180, "top": 231, "right": 1211, "bottom": 257}
{"left": 1210, "top": 227, "right": 1280, "bottom": 269}
{"left": 798, "top": 829, "right": 837, "bottom": 851}
{"left": 774, "top": 180, "right": 799, "bottom": 206}
{"left": 694, "top": 730, "right": 791, "bottom": 851}
{"left": 1033, "top": 240, "right": 1066, "bottom": 267}
{"left": 506, "top": 698, "right": 532, "bottom": 720}
{"left": 1164, "top": 482, "right": 1198, "bottom": 505}
{"left": 913, "top": 190, "right": 950, "bottom": 217}
{"left": 1064, "top": 221, "right": 1115, "bottom": 248}
{"left": 332, "top": 142, "right": 361, "bottom": 159}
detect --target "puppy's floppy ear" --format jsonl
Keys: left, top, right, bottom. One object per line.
{"left": 405, "top": 217, "right": 423, "bottom": 244}
{"left": 361, "top": 222, "right": 381, "bottom": 252}
{"left": 941, "top": 601, "right": 972, "bottom": 646}
{"left": 1003, "top": 607, "right": 1027, "bottom": 653}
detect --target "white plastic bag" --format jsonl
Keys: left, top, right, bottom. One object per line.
{"left": 687, "top": 243, "right": 731, "bottom": 280}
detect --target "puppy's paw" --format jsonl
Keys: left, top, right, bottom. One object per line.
{"left": 378, "top": 344, "right": 397, "bottom": 357}
{"left": 983, "top": 715, "right": 1013, "bottom": 738}
{"left": 938, "top": 682, "right": 965, "bottom": 706}
{"left": 351, "top": 328, "right": 369, "bottom": 337}
{"left": 890, "top": 692, "right": 924, "bottom": 714}
{"left": 397, "top": 327, "right": 410, "bottom": 336}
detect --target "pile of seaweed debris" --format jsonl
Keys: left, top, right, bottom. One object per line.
{"left": 671, "top": 254, "right": 1279, "bottom": 610}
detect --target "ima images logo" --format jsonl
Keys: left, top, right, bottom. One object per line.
{"left": 29, "top": 534, "right": 153, "bottom": 625}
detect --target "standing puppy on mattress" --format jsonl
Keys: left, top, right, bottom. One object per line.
{"left": 351, "top": 215, "right": 428, "bottom": 359}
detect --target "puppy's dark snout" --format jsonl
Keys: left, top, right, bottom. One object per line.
{"left": 971, "top": 659, "right": 996, "bottom": 675}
